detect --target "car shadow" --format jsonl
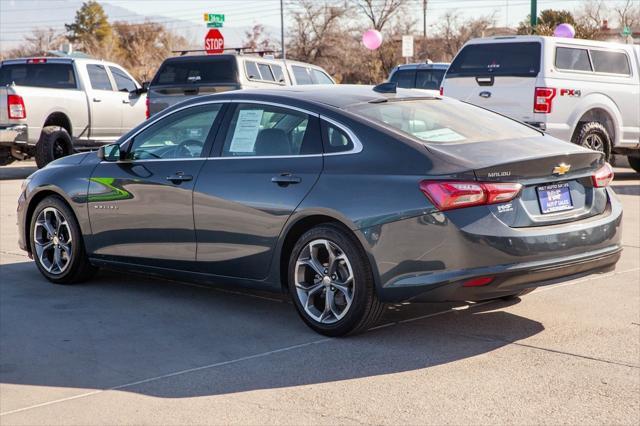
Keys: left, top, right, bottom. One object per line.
{"left": 0, "top": 260, "right": 543, "bottom": 399}
{"left": 612, "top": 184, "right": 640, "bottom": 196}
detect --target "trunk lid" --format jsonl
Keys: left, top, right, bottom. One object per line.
{"left": 442, "top": 41, "right": 542, "bottom": 122}
{"left": 425, "top": 136, "right": 608, "bottom": 227}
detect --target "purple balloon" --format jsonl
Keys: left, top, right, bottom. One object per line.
{"left": 554, "top": 23, "right": 575, "bottom": 38}
{"left": 362, "top": 29, "right": 383, "bottom": 50}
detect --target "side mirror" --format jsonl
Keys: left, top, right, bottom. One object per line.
{"left": 98, "top": 143, "right": 121, "bottom": 162}
{"left": 131, "top": 81, "right": 149, "bottom": 97}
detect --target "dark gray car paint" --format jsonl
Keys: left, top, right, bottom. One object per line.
{"left": 18, "top": 86, "right": 623, "bottom": 302}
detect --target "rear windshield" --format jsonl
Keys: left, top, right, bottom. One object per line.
{"left": 0, "top": 63, "right": 77, "bottom": 89}
{"left": 347, "top": 99, "right": 540, "bottom": 144}
{"left": 151, "top": 57, "right": 238, "bottom": 86}
{"left": 447, "top": 42, "right": 541, "bottom": 77}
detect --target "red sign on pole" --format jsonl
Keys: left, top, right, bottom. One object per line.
{"left": 204, "top": 29, "right": 224, "bottom": 54}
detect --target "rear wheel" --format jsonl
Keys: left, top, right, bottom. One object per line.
{"left": 288, "top": 224, "right": 384, "bottom": 337}
{"left": 572, "top": 122, "right": 612, "bottom": 162}
{"left": 628, "top": 156, "right": 640, "bottom": 173}
{"left": 0, "top": 147, "right": 15, "bottom": 166}
{"left": 30, "top": 195, "right": 97, "bottom": 284}
{"left": 35, "top": 126, "right": 72, "bottom": 168}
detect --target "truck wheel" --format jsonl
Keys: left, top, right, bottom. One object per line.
{"left": 628, "top": 156, "right": 640, "bottom": 174}
{"left": 0, "top": 147, "right": 16, "bottom": 166}
{"left": 35, "top": 126, "right": 72, "bottom": 168}
{"left": 572, "top": 122, "right": 612, "bottom": 162}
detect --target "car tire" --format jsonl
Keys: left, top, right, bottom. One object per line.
{"left": 572, "top": 122, "right": 612, "bottom": 162}
{"left": 500, "top": 287, "right": 536, "bottom": 301}
{"left": 288, "top": 224, "right": 385, "bottom": 337}
{"left": 0, "top": 147, "right": 15, "bottom": 166}
{"left": 628, "top": 156, "right": 640, "bottom": 173}
{"left": 29, "top": 195, "right": 97, "bottom": 284}
{"left": 35, "top": 126, "right": 73, "bottom": 169}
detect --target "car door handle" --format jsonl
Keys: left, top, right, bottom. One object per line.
{"left": 122, "top": 99, "right": 130, "bottom": 104}
{"left": 166, "top": 173, "right": 193, "bottom": 183}
{"left": 92, "top": 98, "right": 102, "bottom": 102}
{"left": 271, "top": 173, "right": 301, "bottom": 186}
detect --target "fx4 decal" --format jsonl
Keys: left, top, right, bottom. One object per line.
{"left": 560, "top": 88, "right": 581, "bottom": 97}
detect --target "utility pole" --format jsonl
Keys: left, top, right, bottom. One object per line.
{"left": 422, "top": 0, "right": 428, "bottom": 38}
{"left": 530, "top": 0, "right": 537, "bottom": 29}
{"left": 280, "top": 0, "right": 286, "bottom": 60}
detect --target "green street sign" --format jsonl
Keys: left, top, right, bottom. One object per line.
{"left": 621, "top": 26, "right": 631, "bottom": 36}
{"left": 204, "top": 13, "right": 225, "bottom": 26}
{"left": 207, "top": 22, "right": 223, "bottom": 28}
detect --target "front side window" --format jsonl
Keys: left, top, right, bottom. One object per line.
{"left": 590, "top": 50, "right": 631, "bottom": 75}
{"left": 257, "top": 63, "right": 275, "bottom": 81}
{"left": 128, "top": 104, "right": 221, "bottom": 160}
{"left": 87, "top": 64, "right": 113, "bottom": 90}
{"left": 347, "top": 99, "right": 540, "bottom": 145}
{"left": 389, "top": 70, "right": 416, "bottom": 88}
{"left": 310, "top": 68, "right": 333, "bottom": 84}
{"left": 292, "top": 65, "right": 313, "bottom": 85}
{"left": 222, "top": 104, "right": 320, "bottom": 157}
{"left": 109, "top": 66, "right": 137, "bottom": 92}
{"left": 555, "top": 47, "right": 592, "bottom": 71}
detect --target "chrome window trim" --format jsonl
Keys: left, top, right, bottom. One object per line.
{"left": 102, "top": 99, "right": 362, "bottom": 164}
{"left": 320, "top": 115, "right": 364, "bottom": 156}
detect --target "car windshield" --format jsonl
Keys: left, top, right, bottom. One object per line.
{"left": 347, "top": 99, "right": 540, "bottom": 144}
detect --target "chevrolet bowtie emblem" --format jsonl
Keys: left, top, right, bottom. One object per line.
{"left": 553, "top": 163, "right": 571, "bottom": 175}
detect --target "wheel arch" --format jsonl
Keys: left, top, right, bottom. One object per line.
{"left": 43, "top": 112, "right": 73, "bottom": 138}
{"left": 24, "top": 188, "right": 78, "bottom": 255}
{"left": 274, "top": 211, "right": 380, "bottom": 294}
{"left": 568, "top": 95, "right": 622, "bottom": 146}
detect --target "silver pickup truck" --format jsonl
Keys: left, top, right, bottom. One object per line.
{"left": 0, "top": 57, "right": 147, "bottom": 168}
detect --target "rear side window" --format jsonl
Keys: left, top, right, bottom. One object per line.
{"left": 109, "top": 66, "right": 136, "bottom": 92}
{"left": 152, "top": 57, "right": 238, "bottom": 86}
{"left": 292, "top": 65, "right": 313, "bottom": 85}
{"left": 321, "top": 121, "right": 354, "bottom": 153}
{"left": 590, "top": 50, "right": 630, "bottom": 75}
{"left": 448, "top": 42, "right": 541, "bottom": 77}
{"left": 271, "top": 65, "right": 285, "bottom": 82}
{"left": 389, "top": 70, "right": 416, "bottom": 88}
{"left": 0, "top": 63, "right": 77, "bottom": 89}
{"left": 87, "top": 64, "right": 113, "bottom": 90}
{"left": 222, "top": 104, "right": 321, "bottom": 157}
{"left": 555, "top": 47, "right": 592, "bottom": 71}
{"left": 245, "top": 61, "right": 260, "bottom": 79}
{"left": 416, "top": 69, "right": 446, "bottom": 90}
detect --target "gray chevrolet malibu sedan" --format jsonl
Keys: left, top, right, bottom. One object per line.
{"left": 17, "top": 85, "right": 622, "bottom": 336}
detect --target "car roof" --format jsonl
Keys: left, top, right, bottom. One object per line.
{"left": 464, "top": 35, "right": 635, "bottom": 51}
{"left": 393, "top": 62, "right": 450, "bottom": 71}
{"left": 160, "top": 54, "right": 327, "bottom": 70}
{"left": 192, "top": 84, "right": 439, "bottom": 109}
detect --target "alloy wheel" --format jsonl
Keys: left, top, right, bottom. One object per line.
{"left": 294, "top": 239, "right": 355, "bottom": 324}
{"left": 583, "top": 133, "right": 604, "bottom": 152}
{"left": 33, "top": 207, "right": 73, "bottom": 275}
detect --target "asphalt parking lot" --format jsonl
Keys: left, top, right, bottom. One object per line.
{"left": 0, "top": 160, "right": 638, "bottom": 425}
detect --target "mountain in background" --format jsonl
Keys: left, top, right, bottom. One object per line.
{"left": 0, "top": 0, "right": 275, "bottom": 52}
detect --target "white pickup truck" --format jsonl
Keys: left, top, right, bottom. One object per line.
{"left": 441, "top": 36, "right": 640, "bottom": 172}
{"left": 0, "top": 57, "right": 147, "bottom": 167}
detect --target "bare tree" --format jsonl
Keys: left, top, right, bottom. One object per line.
{"left": 614, "top": 0, "right": 639, "bottom": 29}
{"left": 435, "top": 12, "right": 495, "bottom": 60}
{"left": 243, "top": 24, "right": 275, "bottom": 51}
{"left": 358, "top": 0, "right": 407, "bottom": 31}
{"left": 3, "top": 28, "right": 65, "bottom": 58}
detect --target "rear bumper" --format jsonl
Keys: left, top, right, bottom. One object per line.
{"left": 0, "top": 124, "right": 28, "bottom": 145}
{"left": 361, "top": 190, "right": 623, "bottom": 303}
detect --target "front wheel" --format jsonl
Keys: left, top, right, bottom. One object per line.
{"left": 288, "top": 224, "right": 385, "bottom": 337}
{"left": 30, "top": 195, "right": 97, "bottom": 284}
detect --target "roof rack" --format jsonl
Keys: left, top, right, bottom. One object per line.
{"left": 171, "top": 47, "right": 279, "bottom": 57}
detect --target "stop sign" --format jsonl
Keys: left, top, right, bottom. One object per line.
{"left": 204, "top": 29, "right": 224, "bottom": 55}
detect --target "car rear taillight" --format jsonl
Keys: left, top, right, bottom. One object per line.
{"left": 592, "top": 163, "right": 614, "bottom": 187}
{"left": 7, "top": 94, "right": 26, "bottom": 119}
{"left": 439, "top": 87, "right": 443, "bottom": 96}
{"left": 533, "top": 87, "right": 556, "bottom": 114}
{"left": 420, "top": 181, "right": 522, "bottom": 211}
{"left": 26, "top": 58, "right": 47, "bottom": 64}
{"left": 145, "top": 96, "right": 150, "bottom": 119}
